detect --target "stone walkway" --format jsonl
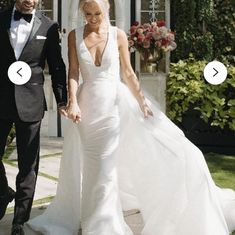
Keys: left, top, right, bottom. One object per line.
{"left": 0, "top": 113, "right": 144, "bottom": 235}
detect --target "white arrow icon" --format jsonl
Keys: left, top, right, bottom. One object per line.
{"left": 8, "top": 61, "right": 32, "bottom": 85}
{"left": 204, "top": 61, "right": 227, "bottom": 85}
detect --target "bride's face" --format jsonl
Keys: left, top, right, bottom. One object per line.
{"left": 83, "top": 1, "right": 104, "bottom": 29}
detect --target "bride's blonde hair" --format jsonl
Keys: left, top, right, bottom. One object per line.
{"left": 79, "top": 0, "right": 110, "bottom": 25}
{"left": 79, "top": 0, "right": 110, "bottom": 12}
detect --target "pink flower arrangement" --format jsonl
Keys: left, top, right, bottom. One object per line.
{"left": 128, "top": 20, "right": 177, "bottom": 56}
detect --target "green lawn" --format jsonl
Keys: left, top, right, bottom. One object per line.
{"left": 205, "top": 153, "right": 235, "bottom": 235}
{"left": 205, "top": 153, "right": 235, "bottom": 191}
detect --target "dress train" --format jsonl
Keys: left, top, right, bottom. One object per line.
{"left": 27, "top": 25, "right": 235, "bottom": 235}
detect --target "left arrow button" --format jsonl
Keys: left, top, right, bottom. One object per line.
{"left": 17, "top": 68, "right": 23, "bottom": 77}
{"left": 8, "top": 61, "right": 31, "bottom": 85}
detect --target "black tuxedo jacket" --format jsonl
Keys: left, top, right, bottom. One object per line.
{"left": 0, "top": 7, "right": 67, "bottom": 122}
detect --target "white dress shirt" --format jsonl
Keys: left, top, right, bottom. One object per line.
{"left": 9, "top": 6, "right": 35, "bottom": 60}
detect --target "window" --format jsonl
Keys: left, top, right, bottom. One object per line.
{"left": 137, "top": 0, "right": 167, "bottom": 74}
{"left": 37, "top": 0, "right": 53, "bottom": 20}
{"left": 140, "top": 0, "right": 165, "bottom": 23}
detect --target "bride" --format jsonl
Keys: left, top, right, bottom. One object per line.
{"left": 28, "top": 0, "right": 235, "bottom": 234}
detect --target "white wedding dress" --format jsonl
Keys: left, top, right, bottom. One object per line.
{"left": 27, "top": 26, "right": 235, "bottom": 235}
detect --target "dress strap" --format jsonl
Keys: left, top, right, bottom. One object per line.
{"left": 110, "top": 26, "right": 118, "bottom": 43}
{"left": 75, "top": 26, "right": 84, "bottom": 47}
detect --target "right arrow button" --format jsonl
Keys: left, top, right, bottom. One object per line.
{"left": 213, "top": 68, "right": 218, "bottom": 77}
{"left": 204, "top": 61, "right": 227, "bottom": 85}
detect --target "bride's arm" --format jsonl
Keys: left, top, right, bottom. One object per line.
{"left": 117, "top": 28, "right": 153, "bottom": 118}
{"left": 67, "top": 30, "right": 82, "bottom": 123}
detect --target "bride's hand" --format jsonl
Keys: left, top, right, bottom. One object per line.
{"left": 139, "top": 103, "right": 153, "bottom": 119}
{"left": 67, "top": 102, "right": 82, "bottom": 123}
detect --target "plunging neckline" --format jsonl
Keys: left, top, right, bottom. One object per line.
{"left": 82, "top": 25, "right": 110, "bottom": 67}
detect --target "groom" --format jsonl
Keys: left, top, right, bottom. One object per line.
{"left": 0, "top": 0, "right": 67, "bottom": 234}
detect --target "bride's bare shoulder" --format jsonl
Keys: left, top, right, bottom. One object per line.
{"left": 117, "top": 28, "right": 128, "bottom": 40}
{"left": 116, "top": 28, "right": 128, "bottom": 46}
{"left": 68, "top": 29, "right": 76, "bottom": 40}
{"left": 68, "top": 30, "right": 77, "bottom": 48}
{"left": 68, "top": 26, "right": 83, "bottom": 41}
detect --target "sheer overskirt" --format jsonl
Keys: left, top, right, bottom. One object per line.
{"left": 27, "top": 26, "right": 235, "bottom": 235}
{"left": 28, "top": 81, "right": 235, "bottom": 235}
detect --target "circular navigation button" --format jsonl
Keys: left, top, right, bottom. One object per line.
{"left": 8, "top": 61, "right": 31, "bottom": 85}
{"left": 203, "top": 61, "right": 227, "bottom": 85}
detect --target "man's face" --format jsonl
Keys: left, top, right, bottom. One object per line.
{"left": 15, "top": 0, "right": 39, "bottom": 13}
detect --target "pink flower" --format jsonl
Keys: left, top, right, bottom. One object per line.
{"left": 152, "top": 25, "right": 159, "bottom": 32}
{"left": 128, "top": 40, "right": 135, "bottom": 47}
{"left": 127, "top": 19, "right": 176, "bottom": 53}
{"left": 161, "top": 38, "right": 169, "bottom": 46}
{"left": 137, "top": 34, "right": 145, "bottom": 43}
{"left": 143, "top": 39, "right": 151, "bottom": 49}
{"left": 155, "top": 41, "right": 162, "bottom": 48}
{"left": 130, "top": 26, "right": 137, "bottom": 35}
{"left": 132, "top": 21, "right": 139, "bottom": 26}
{"left": 151, "top": 21, "right": 157, "bottom": 27}
{"left": 146, "top": 32, "right": 152, "bottom": 40}
{"left": 152, "top": 31, "right": 161, "bottom": 40}
{"left": 158, "top": 26, "right": 168, "bottom": 37}
{"left": 136, "top": 27, "right": 144, "bottom": 34}
{"left": 157, "top": 20, "right": 165, "bottom": 27}
{"left": 167, "top": 32, "right": 175, "bottom": 41}
{"left": 169, "top": 41, "right": 177, "bottom": 50}
{"left": 143, "top": 23, "right": 151, "bottom": 31}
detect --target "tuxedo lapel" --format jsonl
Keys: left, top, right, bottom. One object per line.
{"left": 18, "top": 11, "right": 42, "bottom": 60}
{"left": 28, "top": 12, "right": 42, "bottom": 41}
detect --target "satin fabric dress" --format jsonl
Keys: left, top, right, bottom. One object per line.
{"left": 27, "top": 26, "right": 235, "bottom": 235}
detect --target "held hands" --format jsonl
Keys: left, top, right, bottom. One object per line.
{"left": 58, "top": 105, "right": 68, "bottom": 117}
{"left": 139, "top": 102, "right": 153, "bottom": 119}
{"left": 58, "top": 102, "right": 82, "bottom": 123}
{"left": 66, "top": 102, "right": 82, "bottom": 123}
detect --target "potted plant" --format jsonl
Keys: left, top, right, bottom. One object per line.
{"left": 127, "top": 20, "right": 177, "bottom": 73}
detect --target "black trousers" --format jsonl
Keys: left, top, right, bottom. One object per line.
{"left": 0, "top": 118, "right": 41, "bottom": 224}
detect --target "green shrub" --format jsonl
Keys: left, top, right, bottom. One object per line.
{"left": 166, "top": 57, "right": 235, "bottom": 131}
{"left": 170, "top": 0, "right": 235, "bottom": 63}
{"left": 208, "top": 0, "right": 235, "bottom": 63}
{"left": 170, "top": 0, "right": 198, "bottom": 61}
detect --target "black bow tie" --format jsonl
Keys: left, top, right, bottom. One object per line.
{"left": 14, "top": 10, "right": 33, "bottom": 23}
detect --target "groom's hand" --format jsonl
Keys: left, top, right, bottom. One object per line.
{"left": 58, "top": 104, "right": 68, "bottom": 117}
